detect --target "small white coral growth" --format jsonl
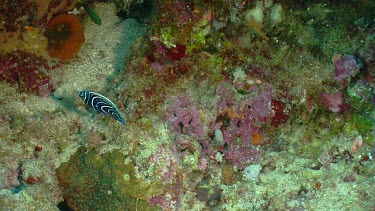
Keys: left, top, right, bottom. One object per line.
{"left": 232, "top": 67, "right": 247, "bottom": 83}
{"left": 245, "top": 1, "right": 265, "bottom": 25}
{"left": 270, "top": 4, "right": 283, "bottom": 24}
{"left": 243, "top": 164, "right": 262, "bottom": 180}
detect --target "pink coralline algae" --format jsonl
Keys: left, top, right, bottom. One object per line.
{"left": 249, "top": 85, "right": 274, "bottom": 123}
{"left": 215, "top": 84, "right": 274, "bottom": 144}
{"left": 0, "top": 51, "right": 57, "bottom": 96}
{"left": 214, "top": 83, "right": 274, "bottom": 169}
{"left": 224, "top": 145, "right": 261, "bottom": 170}
{"left": 333, "top": 54, "right": 360, "bottom": 81}
{"left": 165, "top": 95, "right": 205, "bottom": 139}
{"left": 319, "top": 91, "right": 343, "bottom": 113}
{"left": 175, "top": 134, "right": 208, "bottom": 172}
{"left": 148, "top": 145, "right": 182, "bottom": 210}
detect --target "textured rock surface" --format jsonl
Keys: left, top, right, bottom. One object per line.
{"left": 56, "top": 147, "right": 162, "bottom": 210}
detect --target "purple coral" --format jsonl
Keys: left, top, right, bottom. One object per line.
{"left": 249, "top": 85, "right": 274, "bottom": 123}
{"left": 165, "top": 95, "right": 205, "bottom": 139}
{"left": 319, "top": 91, "right": 343, "bottom": 113}
{"left": 224, "top": 145, "right": 261, "bottom": 170}
{"left": 215, "top": 83, "right": 273, "bottom": 145}
{"left": 214, "top": 83, "right": 274, "bottom": 169}
{"left": 333, "top": 54, "right": 360, "bottom": 81}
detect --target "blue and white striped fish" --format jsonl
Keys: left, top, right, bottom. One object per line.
{"left": 77, "top": 90, "right": 125, "bottom": 125}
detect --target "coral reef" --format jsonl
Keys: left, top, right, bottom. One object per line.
{"left": 0, "top": 0, "right": 38, "bottom": 32}
{"left": 165, "top": 95, "right": 204, "bottom": 139}
{"left": 0, "top": 0, "right": 374, "bottom": 210}
{"left": 56, "top": 147, "right": 161, "bottom": 210}
{"left": 0, "top": 0, "right": 78, "bottom": 54}
{"left": 0, "top": 50, "right": 57, "bottom": 96}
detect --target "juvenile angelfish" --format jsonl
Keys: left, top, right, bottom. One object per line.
{"left": 77, "top": 90, "right": 125, "bottom": 125}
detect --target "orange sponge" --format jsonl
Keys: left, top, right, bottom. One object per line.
{"left": 46, "top": 14, "right": 85, "bottom": 61}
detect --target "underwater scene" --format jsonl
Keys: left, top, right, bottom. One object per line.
{"left": 0, "top": 0, "right": 374, "bottom": 210}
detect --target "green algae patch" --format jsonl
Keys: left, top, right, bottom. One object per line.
{"left": 55, "top": 147, "right": 162, "bottom": 210}
{"left": 9, "top": 114, "right": 26, "bottom": 133}
{"left": 344, "top": 113, "right": 374, "bottom": 144}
